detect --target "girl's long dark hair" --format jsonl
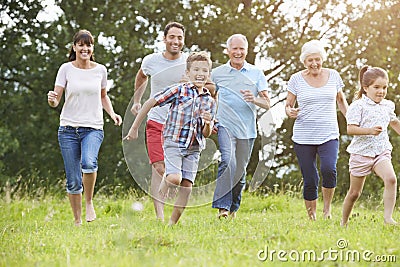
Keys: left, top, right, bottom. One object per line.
{"left": 68, "top": 30, "right": 95, "bottom": 62}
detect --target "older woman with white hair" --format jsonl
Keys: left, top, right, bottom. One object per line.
{"left": 285, "top": 39, "right": 348, "bottom": 221}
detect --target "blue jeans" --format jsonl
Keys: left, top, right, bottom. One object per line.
{"left": 293, "top": 139, "right": 339, "bottom": 201}
{"left": 212, "top": 126, "right": 255, "bottom": 212}
{"left": 58, "top": 126, "right": 104, "bottom": 194}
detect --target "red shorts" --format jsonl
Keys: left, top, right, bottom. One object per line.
{"left": 145, "top": 120, "right": 164, "bottom": 164}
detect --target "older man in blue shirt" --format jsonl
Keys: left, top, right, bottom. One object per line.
{"left": 212, "top": 34, "right": 270, "bottom": 219}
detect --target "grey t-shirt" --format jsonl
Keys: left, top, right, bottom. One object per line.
{"left": 141, "top": 52, "right": 188, "bottom": 123}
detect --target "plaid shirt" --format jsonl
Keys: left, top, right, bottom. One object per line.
{"left": 154, "top": 82, "right": 216, "bottom": 149}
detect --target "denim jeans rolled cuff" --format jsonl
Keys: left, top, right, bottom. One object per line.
{"left": 58, "top": 126, "right": 104, "bottom": 194}
{"left": 293, "top": 139, "right": 338, "bottom": 200}
{"left": 212, "top": 125, "right": 255, "bottom": 212}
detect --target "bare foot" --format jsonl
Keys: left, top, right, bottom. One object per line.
{"left": 158, "top": 177, "right": 178, "bottom": 199}
{"left": 168, "top": 219, "right": 177, "bottom": 226}
{"left": 167, "top": 186, "right": 178, "bottom": 199}
{"left": 307, "top": 211, "right": 316, "bottom": 221}
{"left": 74, "top": 220, "right": 82, "bottom": 227}
{"left": 156, "top": 217, "right": 165, "bottom": 223}
{"left": 384, "top": 219, "right": 398, "bottom": 225}
{"left": 158, "top": 177, "right": 169, "bottom": 199}
{"left": 306, "top": 206, "right": 316, "bottom": 221}
{"left": 86, "top": 203, "right": 96, "bottom": 222}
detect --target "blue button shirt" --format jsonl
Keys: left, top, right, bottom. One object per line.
{"left": 212, "top": 61, "right": 268, "bottom": 138}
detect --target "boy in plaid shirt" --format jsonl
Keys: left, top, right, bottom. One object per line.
{"left": 125, "top": 51, "right": 216, "bottom": 225}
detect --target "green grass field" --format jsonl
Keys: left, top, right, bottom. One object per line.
{"left": 1, "top": 192, "right": 398, "bottom": 266}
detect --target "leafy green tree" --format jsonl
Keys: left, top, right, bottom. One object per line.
{"left": 2, "top": 0, "right": 398, "bottom": 198}
{"left": 0, "top": 0, "right": 66, "bottom": 194}
{"left": 334, "top": 2, "right": 400, "bottom": 198}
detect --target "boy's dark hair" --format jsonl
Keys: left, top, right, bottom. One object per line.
{"left": 186, "top": 51, "right": 212, "bottom": 71}
{"left": 164, "top": 22, "right": 185, "bottom": 37}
